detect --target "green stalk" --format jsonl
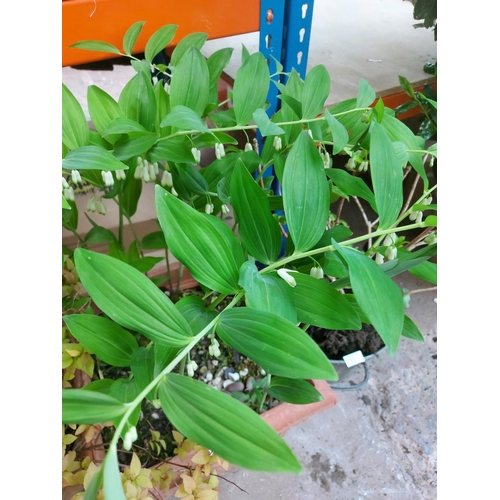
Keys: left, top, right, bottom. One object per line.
{"left": 109, "top": 291, "right": 245, "bottom": 449}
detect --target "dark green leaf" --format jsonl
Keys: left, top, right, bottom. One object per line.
{"left": 123, "top": 21, "right": 146, "bottom": 55}
{"left": 233, "top": 52, "right": 270, "bottom": 125}
{"left": 216, "top": 308, "right": 337, "bottom": 380}
{"left": 268, "top": 377, "right": 324, "bottom": 405}
{"left": 291, "top": 272, "right": 361, "bottom": 330}
{"left": 369, "top": 121, "right": 403, "bottom": 229}
{"left": 302, "top": 65, "right": 330, "bottom": 119}
{"left": 192, "top": 131, "right": 239, "bottom": 149}
{"left": 62, "top": 389, "right": 127, "bottom": 424}
{"left": 63, "top": 314, "right": 138, "bottom": 367}
{"left": 87, "top": 86, "right": 125, "bottom": 144}
{"left": 144, "top": 24, "right": 178, "bottom": 63}
{"left": 238, "top": 262, "right": 297, "bottom": 323}
{"left": 325, "top": 168, "right": 377, "bottom": 213}
{"left": 102, "top": 117, "right": 149, "bottom": 136}
{"left": 283, "top": 131, "right": 330, "bottom": 252}
{"left": 62, "top": 83, "right": 89, "bottom": 150}
{"left": 109, "top": 378, "right": 141, "bottom": 431}
{"left": 74, "top": 248, "right": 192, "bottom": 347}
{"left": 399, "top": 76, "right": 416, "bottom": 98}
{"left": 155, "top": 186, "right": 245, "bottom": 294}
{"left": 230, "top": 162, "right": 282, "bottom": 264}
{"left": 277, "top": 94, "right": 302, "bottom": 119}
{"left": 149, "top": 137, "right": 195, "bottom": 164}
{"left": 141, "top": 231, "right": 167, "bottom": 250}
{"left": 80, "top": 379, "right": 115, "bottom": 394}
{"left": 131, "top": 347, "right": 156, "bottom": 401}
{"left": 113, "top": 132, "right": 159, "bottom": 160}
{"left": 159, "top": 374, "right": 301, "bottom": 472}
{"left": 120, "top": 175, "right": 142, "bottom": 218}
{"left": 128, "top": 256, "right": 164, "bottom": 273}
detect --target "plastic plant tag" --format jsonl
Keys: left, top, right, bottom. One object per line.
{"left": 343, "top": 350, "right": 366, "bottom": 368}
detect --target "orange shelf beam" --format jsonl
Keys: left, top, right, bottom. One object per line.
{"left": 62, "top": 0, "right": 260, "bottom": 67}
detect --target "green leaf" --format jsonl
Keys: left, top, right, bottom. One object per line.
{"left": 160, "top": 105, "right": 209, "bottom": 132}
{"left": 192, "top": 131, "right": 239, "bottom": 149}
{"left": 216, "top": 308, "right": 337, "bottom": 380}
{"left": 408, "top": 260, "right": 437, "bottom": 285}
{"left": 113, "top": 132, "right": 159, "bottom": 160}
{"left": 268, "top": 377, "right": 324, "bottom": 405}
{"left": 109, "top": 378, "right": 141, "bottom": 430}
{"left": 62, "top": 145, "right": 128, "bottom": 171}
{"left": 170, "top": 46, "right": 210, "bottom": 116}
{"left": 120, "top": 175, "right": 143, "bottom": 219}
{"left": 63, "top": 314, "right": 138, "bottom": 367}
{"left": 373, "top": 98, "right": 385, "bottom": 122}
{"left": 119, "top": 71, "right": 156, "bottom": 132}
{"left": 399, "top": 75, "right": 416, "bottom": 98}
{"left": 402, "top": 315, "right": 425, "bottom": 343}
{"left": 332, "top": 241, "right": 404, "bottom": 355}
{"left": 144, "top": 24, "right": 178, "bottom": 63}
{"left": 128, "top": 256, "right": 164, "bottom": 273}
{"left": 232, "top": 52, "right": 270, "bottom": 125}
{"left": 325, "top": 168, "right": 377, "bottom": 212}
{"left": 62, "top": 83, "right": 89, "bottom": 150}
{"left": 74, "top": 248, "right": 192, "bottom": 347}
{"left": 141, "top": 231, "right": 167, "bottom": 250}
{"left": 102, "top": 117, "right": 149, "bottom": 136}
{"left": 207, "top": 47, "right": 234, "bottom": 89}
{"left": 369, "top": 121, "right": 403, "bottom": 229}
{"left": 356, "top": 78, "right": 376, "bottom": 107}
{"left": 159, "top": 374, "right": 302, "bottom": 472}
{"left": 131, "top": 347, "right": 156, "bottom": 401}
{"left": 302, "top": 65, "right": 330, "bottom": 119}
{"left": 103, "top": 447, "right": 126, "bottom": 500}
{"left": 324, "top": 109, "right": 349, "bottom": 154}
{"left": 230, "top": 162, "right": 282, "bottom": 264}
{"left": 87, "top": 86, "right": 125, "bottom": 144}
{"left": 69, "top": 40, "right": 122, "bottom": 55}
{"left": 62, "top": 389, "right": 127, "bottom": 424}
{"left": 82, "top": 459, "right": 104, "bottom": 500}
{"left": 423, "top": 215, "right": 437, "bottom": 226}
{"left": 175, "top": 295, "right": 218, "bottom": 334}
{"left": 291, "top": 273, "right": 361, "bottom": 330}
{"left": 62, "top": 196, "right": 71, "bottom": 210}
{"left": 155, "top": 185, "right": 245, "bottom": 294}
{"left": 283, "top": 131, "right": 330, "bottom": 252}
{"left": 393, "top": 141, "right": 409, "bottom": 168}
{"left": 169, "top": 32, "right": 208, "bottom": 67}
{"left": 123, "top": 21, "right": 146, "bottom": 55}
{"left": 277, "top": 94, "right": 302, "bottom": 119}
{"left": 252, "top": 108, "right": 285, "bottom": 137}
{"left": 80, "top": 379, "right": 115, "bottom": 394}
{"left": 149, "top": 137, "right": 195, "bottom": 164}
{"left": 238, "top": 262, "right": 297, "bottom": 324}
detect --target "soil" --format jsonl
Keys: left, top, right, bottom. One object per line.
{"left": 308, "top": 323, "right": 385, "bottom": 360}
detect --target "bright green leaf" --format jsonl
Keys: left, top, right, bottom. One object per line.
{"left": 252, "top": 109, "right": 285, "bottom": 137}
{"left": 175, "top": 295, "right": 218, "bottom": 334}
{"left": 356, "top": 78, "right": 376, "bottom": 108}
{"left": 103, "top": 447, "right": 126, "bottom": 500}
{"left": 160, "top": 105, "right": 209, "bottom": 132}
{"left": 123, "top": 21, "right": 146, "bottom": 55}
{"left": 62, "top": 145, "right": 128, "bottom": 171}
{"left": 169, "top": 32, "right": 208, "bottom": 67}
{"left": 402, "top": 315, "right": 425, "bottom": 343}
{"left": 302, "top": 65, "right": 330, "bottom": 119}
{"left": 159, "top": 374, "right": 301, "bottom": 472}
{"left": 324, "top": 109, "right": 349, "bottom": 154}
{"left": 74, "top": 248, "right": 192, "bottom": 347}
{"left": 69, "top": 40, "right": 122, "bottom": 55}
{"left": 268, "top": 377, "right": 324, "bottom": 405}
{"left": 62, "top": 389, "right": 127, "bottom": 424}
{"left": 62, "top": 83, "right": 89, "bottom": 150}
{"left": 144, "top": 24, "right": 178, "bottom": 62}
{"left": 119, "top": 71, "right": 156, "bottom": 132}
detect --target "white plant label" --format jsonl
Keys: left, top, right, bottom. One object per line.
{"left": 343, "top": 350, "right": 366, "bottom": 368}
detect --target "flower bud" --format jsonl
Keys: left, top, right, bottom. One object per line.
{"left": 186, "top": 360, "right": 198, "bottom": 377}
{"left": 307, "top": 129, "right": 313, "bottom": 139}
{"left": 221, "top": 204, "right": 230, "bottom": 214}
{"left": 87, "top": 196, "right": 96, "bottom": 212}
{"left": 346, "top": 158, "right": 357, "bottom": 171}
{"left": 310, "top": 266, "right": 324, "bottom": 279}
{"left": 171, "top": 187, "right": 178, "bottom": 197}
{"left": 358, "top": 161, "right": 369, "bottom": 173}
{"left": 142, "top": 167, "right": 150, "bottom": 183}
{"left": 273, "top": 136, "right": 282, "bottom": 151}
{"left": 375, "top": 252, "right": 384, "bottom": 265}
{"left": 63, "top": 187, "right": 75, "bottom": 201}
{"left": 215, "top": 143, "right": 225, "bottom": 160}
{"left": 96, "top": 200, "right": 106, "bottom": 215}
{"left": 277, "top": 268, "right": 297, "bottom": 288}
{"left": 71, "top": 170, "right": 82, "bottom": 184}
{"left": 409, "top": 211, "right": 423, "bottom": 223}
{"left": 244, "top": 142, "right": 253, "bottom": 152}
{"left": 161, "top": 170, "right": 173, "bottom": 187}
{"left": 101, "top": 170, "right": 114, "bottom": 187}
{"left": 383, "top": 233, "right": 397, "bottom": 246}
{"left": 385, "top": 246, "right": 397, "bottom": 261}
{"left": 115, "top": 169, "right": 126, "bottom": 181}
{"left": 152, "top": 399, "right": 162, "bottom": 409}
{"left": 205, "top": 203, "right": 214, "bottom": 214}
{"left": 424, "top": 232, "right": 437, "bottom": 245}
{"left": 191, "top": 147, "right": 201, "bottom": 164}
{"left": 164, "top": 82, "right": 170, "bottom": 94}
{"left": 62, "top": 177, "right": 70, "bottom": 190}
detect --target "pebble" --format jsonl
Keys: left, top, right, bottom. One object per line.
{"left": 204, "top": 371, "right": 213, "bottom": 382}
{"left": 239, "top": 368, "right": 249, "bottom": 377}
{"left": 222, "top": 379, "right": 235, "bottom": 389}
{"left": 228, "top": 372, "right": 240, "bottom": 382}
{"left": 226, "top": 381, "right": 244, "bottom": 392}
{"left": 212, "top": 376, "right": 222, "bottom": 390}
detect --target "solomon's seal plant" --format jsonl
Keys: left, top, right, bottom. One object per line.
{"left": 62, "top": 21, "right": 437, "bottom": 498}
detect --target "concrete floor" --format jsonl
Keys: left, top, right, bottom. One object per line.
{"left": 216, "top": 270, "right": 437, "bottom": 499}
{"left": 62, "top": 2, "right": 437, "bottom": 497}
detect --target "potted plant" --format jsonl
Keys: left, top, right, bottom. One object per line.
{"left": 62, "top": 21, "right": 437, "bottom": 499}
